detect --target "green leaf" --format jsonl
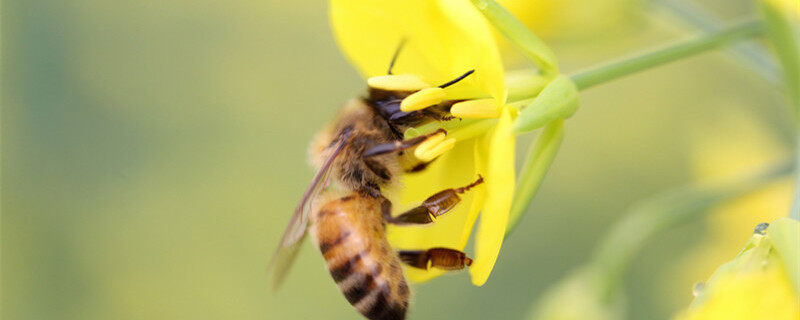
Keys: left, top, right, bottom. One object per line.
{"left": 767, "top": 217, "right": 800, "bottom": 294}
{"left": 513, "top": 75, "right": 579, "bottom": 133}
{"left": 505, "top": 119, "right": 564, "bottom": 238}
{"left": 469, "top": 0, "right": 559, "bottom": 76}
{"left": 758, "top": 0, "right": 800, "bottom": 116}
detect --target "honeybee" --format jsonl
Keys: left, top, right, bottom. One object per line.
{"left": 269, "top": 45, "right": 483, "bottom": 320}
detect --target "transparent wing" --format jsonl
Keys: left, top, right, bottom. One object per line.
{"left": 267, "top": 129, "right": 350, "bottom": 292}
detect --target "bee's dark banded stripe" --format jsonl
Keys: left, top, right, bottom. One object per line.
{"left": 343, "top": 273, "right": 373, "bottom": 304}
{"left": 319, "top": 230, "right": 352, "bottom": 255}
{"left": 380, "top": 304, "right": 407, "bottom": 320}
{"left": 364, "top": 290, "right": 389, "bottom": 320}
{"left": 330, "top": 252, "right": 364, "bottom": 282}
{"left": 341, "top": 263, "right": 382, "bottom": 305}
{"left": 357, "top": 283, "right": 405, "bottom": 320}
{"left": 312, "top": 193, "right": 410, "bottom": 320}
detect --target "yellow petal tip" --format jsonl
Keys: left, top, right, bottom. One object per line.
{"left": 400, "top": 87, "right": 447, "bottom": 112}
{"left": 367, "top": 74, "right": 430, "bottom": 91}
{"left": 451, "top": 99, "right": 501, "bottom": 119}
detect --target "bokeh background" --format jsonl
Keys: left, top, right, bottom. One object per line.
{"left": 3, "top": 0, "right": 795, "bottom": 319}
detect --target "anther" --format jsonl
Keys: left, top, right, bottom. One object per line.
{"left": 367, "top": 74, "right": 430, "bottom": 92}
{"left": 413, "top": 131, "right": 446, "bottom": 159}
{"left": 400, "top": 87, "right": 447, "bottom": 112}
{"left": 415, "top": 137, "right": 455, "bottom": 162}
{"left": 450, "top": 98, "right": 500, "bottom": 118}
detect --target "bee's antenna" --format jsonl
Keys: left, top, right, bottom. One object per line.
{"left": 387, "top": 38, "right": 407, "bottom": 75}
{"left": 438, "top": 69, "right": 475, "bottom": 88}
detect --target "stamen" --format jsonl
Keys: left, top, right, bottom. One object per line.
{"left": 367, "top": 74, "right": 430, "bottom": 91}
{"left": 415, "top": 137, "right": 456, "bottom": 162}
{"left": 450, "top": 98, "right": 501, "bottom": 118}
{"left": 413, "top": 131, "right": 446, "bottom": 157}
{"left": 400, "top": 87, "right": 446, "bottom": 112}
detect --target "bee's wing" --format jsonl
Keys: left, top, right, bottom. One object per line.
{"left": 267, "top": 130, "right": 350, "bottom": 292}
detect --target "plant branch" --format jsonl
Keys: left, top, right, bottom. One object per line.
{"left": 569, "top": 19, "right": 764, "bottom": 90}
{"left": 793, "top": 136, "right": 800, "bottom": 219}
{"left": 652, "top": 0, "right": 780, "bottom": 84}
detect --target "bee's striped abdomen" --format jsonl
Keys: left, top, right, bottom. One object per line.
{"left": 312, "top": 194, "right": 409, "bottom": 320}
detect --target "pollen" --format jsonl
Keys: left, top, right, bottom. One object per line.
{"left": 367, "top": 74, "right": 431, "bottom": 91}
{"left": 400, "top": 87, "right": 447, "bottom": 112}
{"left": 450, "top": 98, "right": 501, "bottom": 118}
{"left": 415, "top": 135, "right": 456, "bottom": 162}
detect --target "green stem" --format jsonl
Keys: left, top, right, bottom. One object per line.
{"left": 570, "top": 19, "right": 764, "bottom": 90}
{"left": 793, "top": 132, "right": 800, "bottom": 220}
{"left": 756, "top": 0, "right": 800, "bottom": 219}
{"left": 470, "top": 0, "right": 559, "bottom": 76}
{"left": 505, "top": 120, "right": 564, "bottom": 238}
{"left": 589, "top": 158, "right": 794, "bottom": 298}
{"left": 653, "top": 0, "right": 780, "bottom": 84}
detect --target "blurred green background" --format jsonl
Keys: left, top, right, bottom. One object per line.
{"left": 3, "top": 0, "right": 794, "bottom": 319}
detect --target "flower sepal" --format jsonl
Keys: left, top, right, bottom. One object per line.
{"left": 513, "top": 75, "right": 579, "bottom": 133}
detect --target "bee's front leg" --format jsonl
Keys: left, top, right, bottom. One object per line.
{"left": 382, "top": 175, "right": 483, "bottom": 225}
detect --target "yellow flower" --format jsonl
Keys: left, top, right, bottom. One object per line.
{"left": 672, "top": 218, "right": 800, "bottom": 320}
{"left": 527, "top": 269, "right": 624, "bottom": 320}
{"left": 764, "top": 0, "right": 800, "bottom": 19}
{"left": 330, "top": 0, "right": 516, "bottom": 285}
{"left": 495, "top": 0, "right": 637, "bottom": 40}
{"left": 660, "top": 111, "right": 793, "bottom": 307}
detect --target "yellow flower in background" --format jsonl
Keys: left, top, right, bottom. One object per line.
{"left": 672, "top": 218, "right": 800, "bottom": 320}
{"left": 765, "top": 0, "right": 800, "bottom": 19}
{"left": 527, "top": 269, "right": 624, "bottom": 320}
{"left": 496, "top": 0, "right": 638, "bottom": 40}
{"left": 660, "top": 110, "right": 793, "bottom": 306}
{"left": 330, "top": 0, "right": 516, "bottom": 285}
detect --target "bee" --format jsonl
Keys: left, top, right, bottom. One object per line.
{"left": 269, "top": 43, "right": 484, "bottom": 320}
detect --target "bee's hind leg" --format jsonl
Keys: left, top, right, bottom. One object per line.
{"left": 382, "top": 175, "right": 483, "bottom": 225}
{"left": 398, "top": 248, "right": 472, "bottom": 270}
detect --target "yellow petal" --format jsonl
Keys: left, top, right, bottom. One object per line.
{"left": 400, "top": 87, "right": 447, "bottom": 112}
{"left": 673, "top": 268, "right": 799, "bottom": 320}
{"left": 386, "top": 138, "right": 485, "bottom": 282}
{"left": 330, "top": 0, "right": 505, "bottom": 100}
{"left": 469, "top": 105, "right": 515, "bottom": 286}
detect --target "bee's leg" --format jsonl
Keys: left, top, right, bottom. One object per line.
{"left": 398, "top": 248, "right": 473, "bottom": 270}
{"left": 363, "top": 129, "right": 445, "bottom": 158}
{"left": 384, "top": 175, "right": 483, "bottom": 225}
